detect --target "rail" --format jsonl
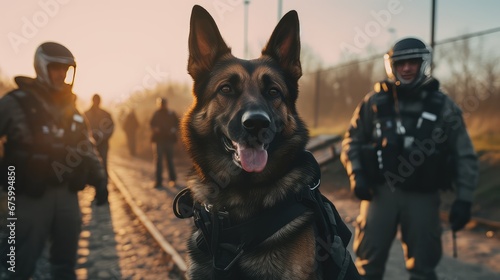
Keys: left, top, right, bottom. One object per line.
{"left": 306, "top": 134, "right": 342, "bottom": 166}
{"left": 108, "top": 169, "right": 188, "bottom": 278}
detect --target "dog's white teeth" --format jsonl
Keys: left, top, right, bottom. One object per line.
{"left": 232, "top": 154, "right": 242, "bottom": 168}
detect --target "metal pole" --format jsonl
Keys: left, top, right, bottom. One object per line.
{"left": 314, "top": 71, "right": 321, "bottom": 128}
{"left": 452, "top": 231, "right": 457, "bottom": 258}
{"left": 244, "top": 0, "right": 250, "bottom": 59}
{"left": 430, "top": 0, "right": 436, "bottom": 74}
{"left": 277, "top": 0, "right": 282, "bottom": 20}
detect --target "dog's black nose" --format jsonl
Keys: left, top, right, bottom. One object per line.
{"left": 242, "top": 111, "right": 270, "bottom": 133}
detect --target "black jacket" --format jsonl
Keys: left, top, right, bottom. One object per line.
{"left": 0, "top": 77, "right": 106, "bottom": 196}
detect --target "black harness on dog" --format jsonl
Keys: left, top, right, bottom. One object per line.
{"left": 173, "top": 152, "right": 359, "bottom": 279}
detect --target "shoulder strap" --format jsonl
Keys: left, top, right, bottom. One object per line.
{"left": 297, "top": 185, "right": 355, "bottom": 279}
{"left": 8, "top": 90, "right": 55, "bottom": 151}
{"left": 299, "top": 151, "right": 358, "bottom": 279}
{"left": 373, "top": 81, "right": 395, "bottom": 119}
{"left": 8, "top": 90, "right": 54, "bottom": 131}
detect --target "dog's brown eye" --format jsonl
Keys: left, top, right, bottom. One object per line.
{"left": 268, "top": 88, "right": 281, "bottom": 98}
{"left": 219, "top": 85, "right": 232, "bottom": 94}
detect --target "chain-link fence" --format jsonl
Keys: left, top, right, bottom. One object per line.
{"left": 298, "top": 29, "right": 500, "bottom": 136}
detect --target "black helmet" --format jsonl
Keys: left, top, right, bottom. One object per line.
{"left": 384, "top": 37, "right": 431, "bottom": 89}
{"left": 34, "top": 42, "right": 76, "bottom": 90}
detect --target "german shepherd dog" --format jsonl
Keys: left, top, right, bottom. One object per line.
{"left": 178, "top": 5, "right": 359, "bottom": 280}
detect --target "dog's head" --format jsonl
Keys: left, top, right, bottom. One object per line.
{"left": 183, "top": 5, "right": 308, "bottom": 186}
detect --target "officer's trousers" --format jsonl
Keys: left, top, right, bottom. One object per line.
{"left": 2, "top": 186, "right": 81, "bottom": 279}
{"left": 154, "top": 142, "right": 177, "bottom": 185}
{"left": 354, "top": 185, "right": 442, "bottom": 280}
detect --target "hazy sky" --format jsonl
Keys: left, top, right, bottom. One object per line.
{"left": 1, "top": 0, "right": 499, "bottom": 106}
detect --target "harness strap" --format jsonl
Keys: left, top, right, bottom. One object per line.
{"left": 172, "top": 151, "right": 356, "bottom": 279}
{"left": 195, "top": 190, "right": 312, "bottom": 278}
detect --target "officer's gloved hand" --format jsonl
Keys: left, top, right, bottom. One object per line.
{"left": 449, "top": 200, "right": 472, "bottom": 231}
{"left": 349, "top": 171, "right": 373, "bottom": 201}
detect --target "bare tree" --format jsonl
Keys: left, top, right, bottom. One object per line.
{"left": 437, "top": 37, "right": 500, "bottom": 134}
{"left": 298, "top": 55, "right": 380, "bottom": 131}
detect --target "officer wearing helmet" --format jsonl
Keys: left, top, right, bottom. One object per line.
{"left": 0, "top": 42, "right": 106, "bottom": 279}
{"left": 341, "top": 37, "right": 478, "bottom": 280}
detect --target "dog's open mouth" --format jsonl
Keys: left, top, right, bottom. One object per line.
{"left": 223, "top": 137, "right": 269, "bottom": 172}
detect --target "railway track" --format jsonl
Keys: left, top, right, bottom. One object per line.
{"left": 108, "top": 169, "right": 188, "bottom": 279}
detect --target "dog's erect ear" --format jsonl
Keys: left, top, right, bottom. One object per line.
{"left": 262, "top": 10, "right": 302, "bottom": 80}
{"left": 188, "top": 5, "right": 231, "bottom": 80}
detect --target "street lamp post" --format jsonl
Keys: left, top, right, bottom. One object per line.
{"left": 244, "top": 0, "right": 250, "bottom": 59}
{"left": 277, "top": 0, "right": 282, "bottom": 21}
{"left": 430, "top": 0, "right": 436, "bottom": 74}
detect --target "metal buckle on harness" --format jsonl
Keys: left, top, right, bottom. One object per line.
{"left": 396, "top": 119, "right": 406, "bottom": 135}
{"left": 204, "top": 204, "right": 230, "bottom": 220}
{"left": 309, "top": 179, "right": 321, "bottom": 190}
{"left": 204, "top": 203, "right": 213, "bottom": 212}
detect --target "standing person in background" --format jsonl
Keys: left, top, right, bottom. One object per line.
{"left": 85, "top": 93, "right": 114, "bottom": 204}
{"left": 85, "top": 93, "right": 114, "bottom": 171}
{"left": 0, "top": 42, "right": 107, "bottom": 279}
{"left": 123, "top": 108, "right": 139, "bottom": 156}
{"left": 341, "top": 37, "right": 478, "bottom": 280}
{"left": 150, "top": 97, "right": 179, "bottom": 188}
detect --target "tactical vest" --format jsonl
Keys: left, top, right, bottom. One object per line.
{"left": 362, "top": 82, "right": 453, "bottom": 192}
{"left": 173, "top": 151, "right": 360, "bottom": 279}
{"left": 1, "top": 90, "right": 89, "bottom": 196}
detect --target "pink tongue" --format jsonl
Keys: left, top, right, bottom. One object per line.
{"left": 236, "top": 144, "right": 268, "bottom": 172}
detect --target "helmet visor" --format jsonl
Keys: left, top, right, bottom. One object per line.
{"left": 64, "top": 65, "right": 76, "bottom": 86}
{"left": 47, "top": 63, "right": 76, "bottom": 91}
{"left": 384, "top": 50, "right": 431, "bottom": 85}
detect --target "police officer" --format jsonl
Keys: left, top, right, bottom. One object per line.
{"left": 341, "top": 37, "right": 478, "bottom": 280}
{"left": 0, "top": 42, "right": 106, "bottom": 279}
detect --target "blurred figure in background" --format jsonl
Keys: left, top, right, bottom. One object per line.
{"left": 0, "top": 42, "right": 107, "bottom": 279}
{"left": 84, "top": 93, "right": 114, "bottom": 171}
{"left": 123, "top": 108, "right": 139, "bottom": 156}
{"left": 341, "top": 37, "right": 478, "bottom": 280}
{"left": 85, "top": 93, "right": 114, "bottom": 203}
{"left": 150, "top": 97, "right": 179, "bottom": 188}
